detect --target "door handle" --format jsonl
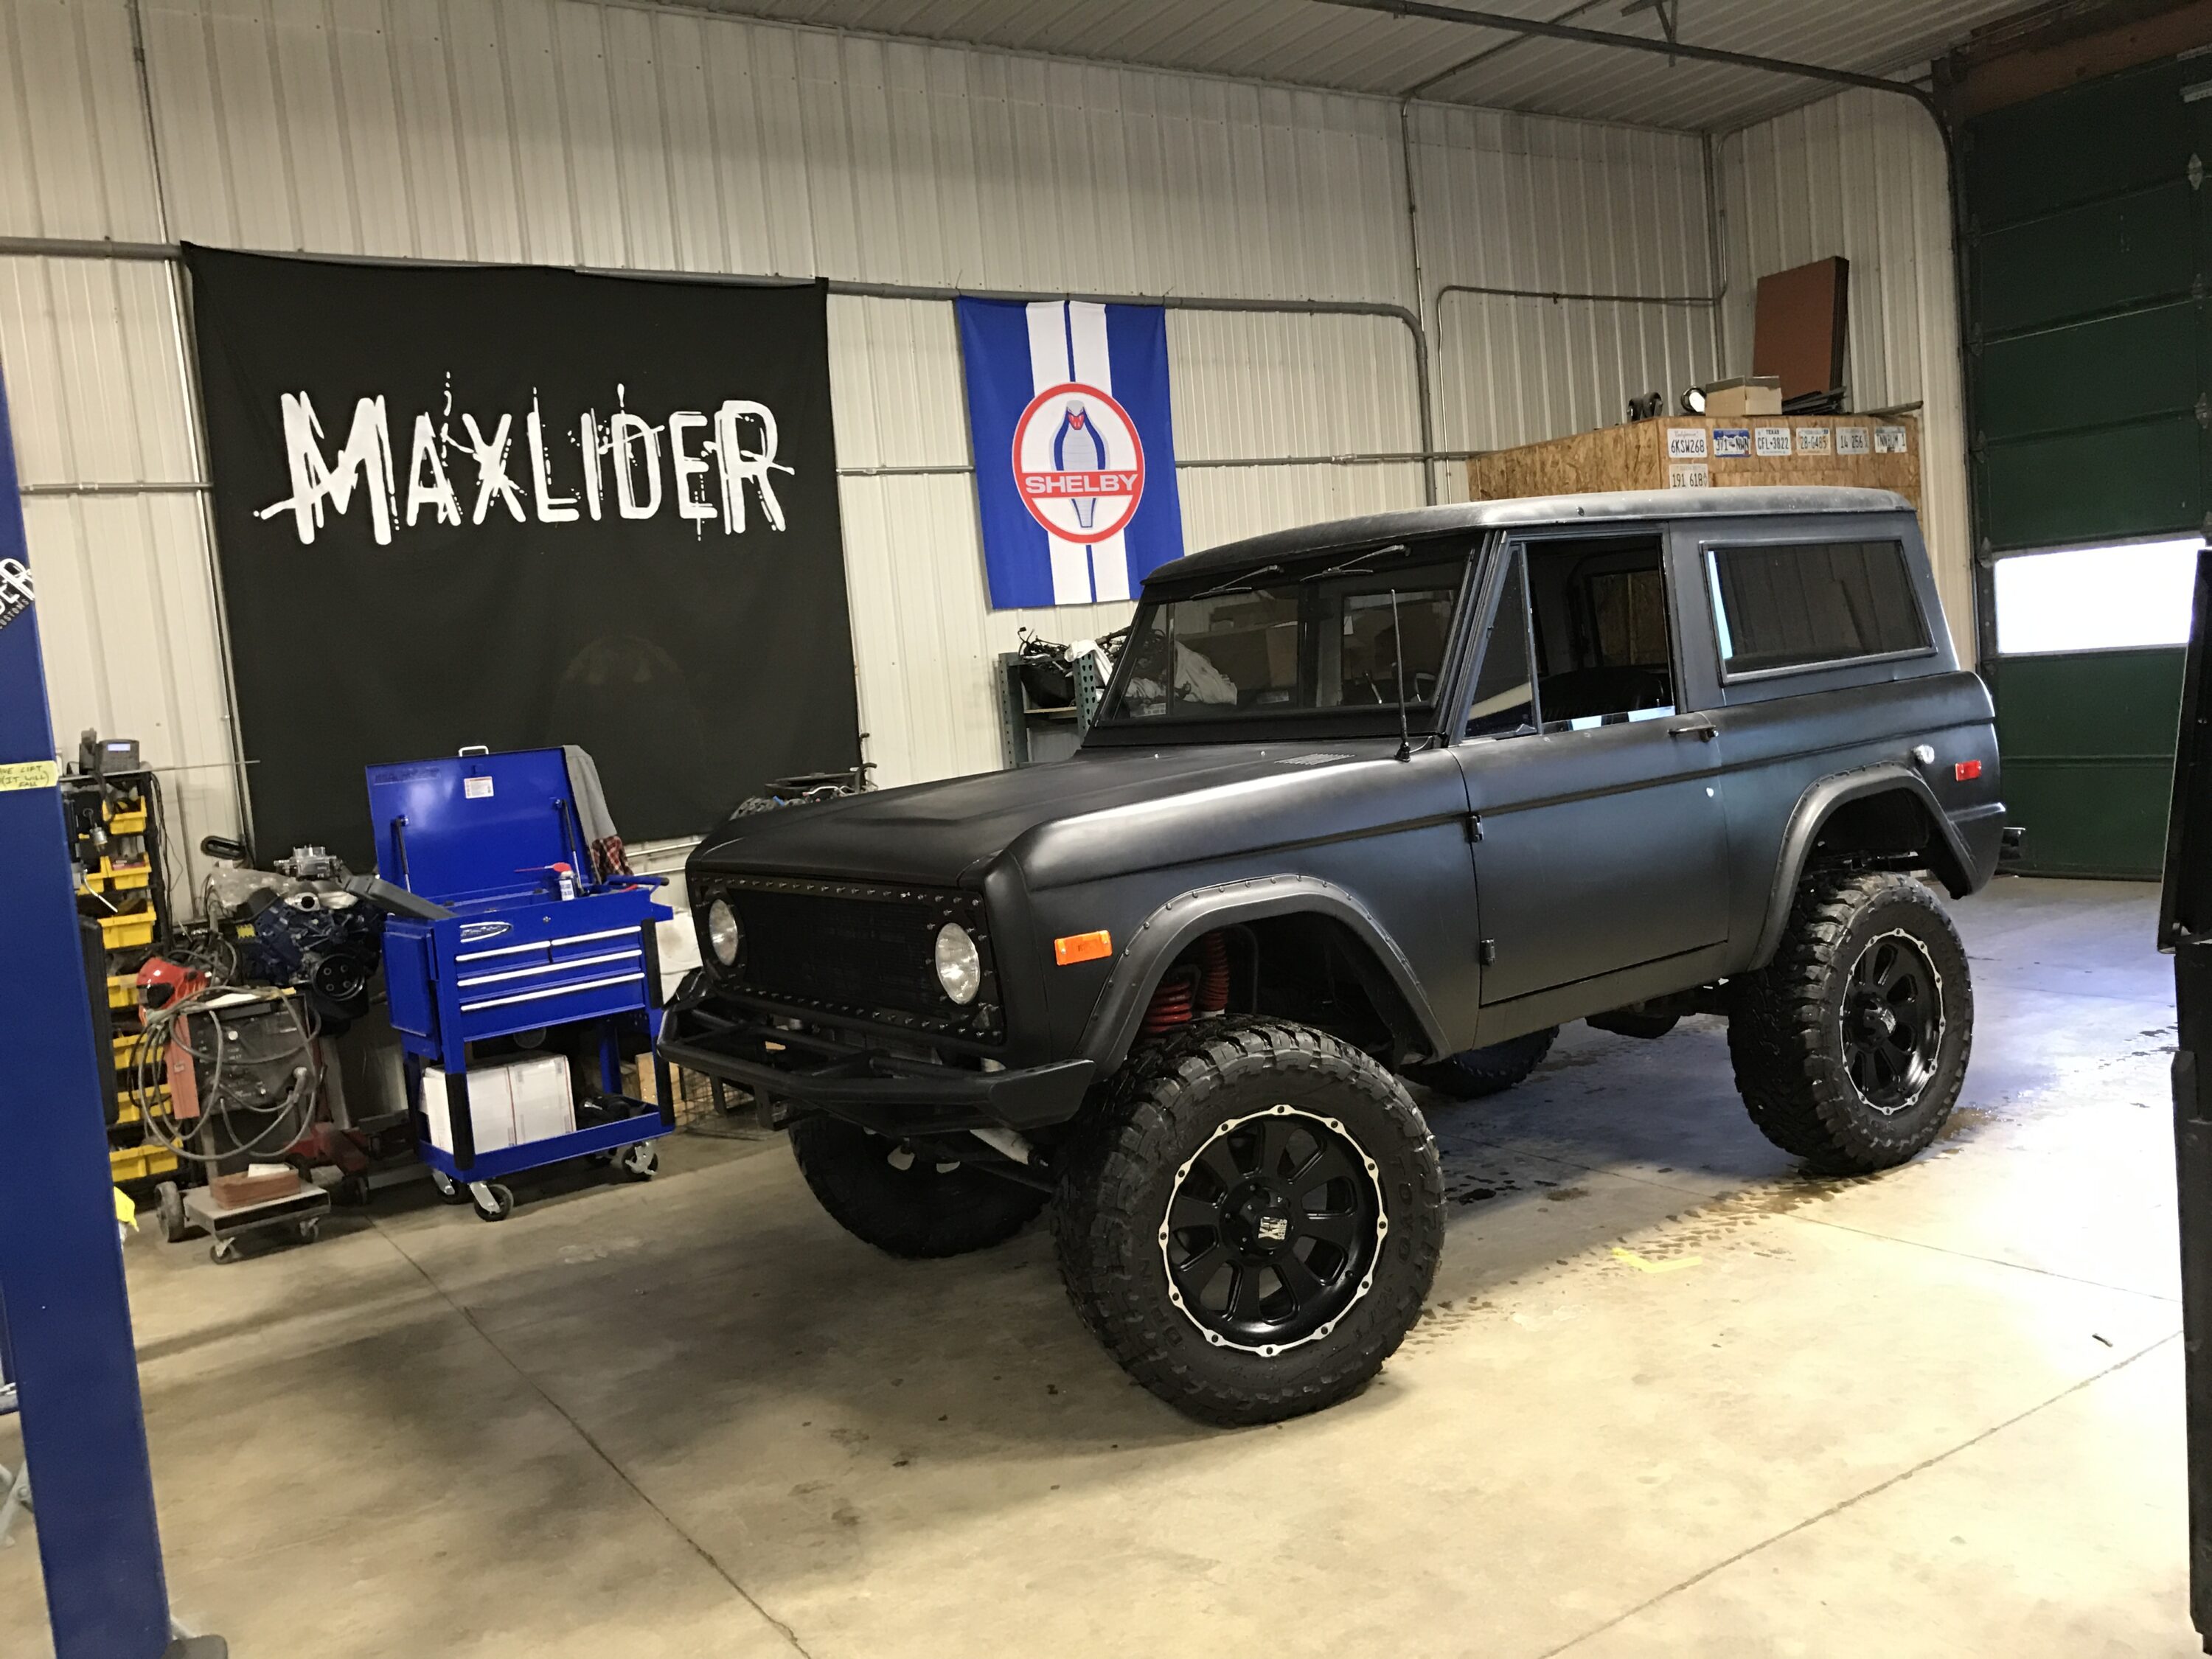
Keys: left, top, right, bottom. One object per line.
{"left": 1668, "top": 717, "right": 1717, "bottom": 741}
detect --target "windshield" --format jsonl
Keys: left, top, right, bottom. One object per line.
{"left": 1098, "top": 542, "right": 1472, "bottom": 726}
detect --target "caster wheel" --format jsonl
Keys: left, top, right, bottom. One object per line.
{"left": 336, "top": 1174, "right": 372, "bottom": 1208}
{"left": 469, "top": 1182, "right": 515, "bottom": 1222}
{"left": 209, "top": 1238, "right": 238, "bottom": 1265}
{"left": 430, "top": 1170, "right": 470, "bottom": 1206}
{"left": 297, "top": 1218, "right": 321, "bottom": 1244}
{"left": 156, "top": 1180, "right": 187, "bottom": 1245}
{"left": 614, "top": 1144, "right": 659, "bottom": 1182}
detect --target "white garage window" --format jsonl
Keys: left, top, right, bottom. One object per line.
{"left": 1993, "top": 538, "right": 2202, "bottom": 655}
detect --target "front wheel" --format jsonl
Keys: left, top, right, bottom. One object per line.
{"left": 1055, "top": 1018, "right": 1444, "bottom": 1426}
{"left": 789, "top": 1116, "right": 1048, "bottom": 1259}
{"left": 1729, "top": 870, "right": 1972, "bottom": 1174}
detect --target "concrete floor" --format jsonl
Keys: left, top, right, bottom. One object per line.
{"left": 1, "top": 875, "right": 2194, "bottom": 1657}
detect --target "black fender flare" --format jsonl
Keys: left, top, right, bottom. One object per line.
{"left": 1076, "top": 875, "right": 1451, "bottom": 1071}
{"left": 1750, "top": 763, "right": 1976, "bottom": 970}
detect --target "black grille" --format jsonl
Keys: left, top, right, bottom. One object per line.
{"left": 712, "top": 879, "right": 998, "bottom": 1039}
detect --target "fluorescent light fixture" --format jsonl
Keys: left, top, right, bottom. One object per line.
{"left": 1993, "top": 537, "right": 2201, "bottom": 655}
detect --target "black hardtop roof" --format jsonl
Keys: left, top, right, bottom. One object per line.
{"left": 1147, "top": 486, "right": 1916, "bottom": 588}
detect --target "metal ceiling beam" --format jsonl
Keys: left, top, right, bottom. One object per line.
{"left": 1320, "top": 0, "right": 1941, "bottom": 116}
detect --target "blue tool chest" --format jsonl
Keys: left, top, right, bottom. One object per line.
{"left": 366, "top": 748, "right": 675, "bottom": 1189}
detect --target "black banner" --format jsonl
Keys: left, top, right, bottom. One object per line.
{"left": 186, "top": 246, "right": 858, "bottom": 867}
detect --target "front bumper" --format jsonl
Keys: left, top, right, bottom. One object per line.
{"left": 657, "top": 1002, "right": 1095, "bottom": 1133}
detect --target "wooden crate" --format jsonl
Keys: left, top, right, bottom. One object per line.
{"left": 1467, "top": 412, "right": 1921, "bottom": 511}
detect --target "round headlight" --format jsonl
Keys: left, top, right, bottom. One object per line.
{"left": 705, "top": 897, "right": 742, "bottom": 968}
{"left": 934, "top": 922, "right": 982, "bottom": 1006}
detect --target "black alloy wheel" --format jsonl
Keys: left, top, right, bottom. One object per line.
{"left": 1841, "top": 929, "right": 1944, "bottom": 1115}
{"left": 1161, "top": 1105, "right": 1385, "bottom": 1357}
{"left": 1056, "top": 1017, "right": 1443, "bottom": 1424}
{"left": 1729, "top": 869, "right": 1972, "bottom": 1175}
{"left": 790, "top": 1115, "right": 1048, "bottom": 1258}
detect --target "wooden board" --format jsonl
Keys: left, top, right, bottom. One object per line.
{"left": 1466, "top": 413, "right": 1921, "bottom": 512}
{"left": 1753, "top": 257, "right": 1849, "bottom": 402}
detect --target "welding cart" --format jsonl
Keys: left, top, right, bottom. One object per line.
{"left": 368, "top": 748, "right": 675, "bottom": 1221}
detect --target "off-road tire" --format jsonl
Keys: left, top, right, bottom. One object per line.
{"left": 790, "top": 1116, "right": 1048, "bottom": 1259}
{"left": 1054, "top": 1018, "right": 1444, "bottom": 1426}
{"left": 1402, "top": 1027, "right": 1558, "bottom": 1100}
{"left": 1729, "top": 870, "right": 1972, "bottom": 1174}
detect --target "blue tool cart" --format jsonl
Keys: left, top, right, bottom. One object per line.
{"left": 367, "top": 748, "right": 675, "bottom": 1221}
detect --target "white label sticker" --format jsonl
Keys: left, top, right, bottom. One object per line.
{"left": 1874, "top": 424, "right": 1910, "bottom": 453}
{"left": 1713, "top": 428, "right": 1751, "bottom": 459}
{"left": 1667, "top": 462, "right": 1711, "bottom": 489}
{"left": 1666, "top": 427, "right": 1708, "bottom": 459}
{"left": 1754, "top": 425, "right": 1792, "bottom": 457}
{"left": 464, "top": 776, "right": 495, "bottom": 799}
{"left": 1795, "top": 425, "right": 1832, "bottom": 455}
{"left": 1834, "top": 425, "right": 1871, "bottom": 456}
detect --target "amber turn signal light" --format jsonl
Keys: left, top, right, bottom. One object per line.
{"left": 1054, "top": 930, "right": 1113, "bottom": 966}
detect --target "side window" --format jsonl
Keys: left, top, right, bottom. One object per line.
{"left": 1523, "top": 535, "right": 1677, "bottom": 731}
{"left": 1708, "top": 540, "right": 1928, "bottom": 677}
{"left": 1464, "top": 552, "right": 1534, "bottom": 737}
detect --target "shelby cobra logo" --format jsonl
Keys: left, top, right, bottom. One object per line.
{"left": 1010, "top": 381, "right": 1145, "bottom": 545}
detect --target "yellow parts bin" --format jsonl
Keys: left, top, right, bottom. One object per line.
{"left": 110, "top": 1144, "right": 177, "bottom": 1183}
{"left": 97, "top": 909, "right": 155, "bottom": 950}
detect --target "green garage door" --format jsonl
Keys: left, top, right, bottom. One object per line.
{"left": 1967, "top": 54, "right": 2206, "bottom": 877}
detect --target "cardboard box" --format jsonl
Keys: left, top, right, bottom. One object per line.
{"left": 509, "top": 1054, "right": 577, "bottom": 1145}
{"left": 1701, "top": 376, "right": 1782, "bottom": 419}
{"left": 421, "top": 1054, "right": 574, "bottom": 1155}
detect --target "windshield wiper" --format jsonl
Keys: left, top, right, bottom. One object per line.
{"left": 1183, "top": 563, "right": 1284, "bottom": 602}
{"left": 1301, "top": 542, "right": 1411, "bottom": 584}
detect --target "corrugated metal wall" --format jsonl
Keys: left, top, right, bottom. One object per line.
{"left": 1412, "top": 102, "right": 1722, "bottom": 502}
{"left": 2, "top": 0, "right": 1732, "bottom": 863}
{"left": 1716, "top": 86, "right": 1975, "bottom": 662}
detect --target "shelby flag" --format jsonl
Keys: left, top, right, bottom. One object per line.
{"left": 958, "top": 299, "right": 1184, "bottom": 608}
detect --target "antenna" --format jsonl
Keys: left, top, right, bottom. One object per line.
{"left": 1390, "top": 588, "right": 1413, "bottom": 762}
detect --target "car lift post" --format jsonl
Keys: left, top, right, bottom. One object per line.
{"left": 0, "top": 375, "right": 220, "bottom": 1655}
{"left": 2161, "top": 546, "right": 2212, "bottom": 1656}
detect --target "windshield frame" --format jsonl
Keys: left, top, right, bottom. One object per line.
{"left": 1083, "top": 533, "right": 1495, "bottom": 747}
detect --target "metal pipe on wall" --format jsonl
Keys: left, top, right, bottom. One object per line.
{"left": 0, "top": 239, "right": 1446, "bottom": 504}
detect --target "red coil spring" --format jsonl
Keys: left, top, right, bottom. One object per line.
{"left": 1141, "top": 932, "right": 1231, "bottom": 1037}
{"left": 1141, "top": 971, "right": 1197, "bottom": 1037}
{"left": 1197, "top": 930, "right": 1231, "bottom": 1015}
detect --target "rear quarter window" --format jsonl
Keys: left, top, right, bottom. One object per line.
{"left": 1708, "top": 539, "right": 1930, "bottom": 678}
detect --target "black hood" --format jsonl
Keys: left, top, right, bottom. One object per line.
{"left": 689, "top": 739, "right": 1461, "bottom": 891}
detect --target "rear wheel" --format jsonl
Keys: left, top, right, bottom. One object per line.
{"left": 789, "top": 1116, "right": 1048, "bottom": 1259}
{"left": 1055, "top": 1018, "right": 1443, "bottom": 1426}
{"left": 1730, "top": 870, "right": 1972, "bottom": 1173}
{"left": 1402, "top": 1027, "right": 1557, "bottom": 1100}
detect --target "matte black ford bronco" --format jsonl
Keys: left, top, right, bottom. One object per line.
{"left": 661, "top": 487, "right": 2007, "bottom": 1425}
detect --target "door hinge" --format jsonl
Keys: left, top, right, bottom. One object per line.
{"left": 1467, "top": 812, "right": 1484, "bottom": 843}
{"left": 2191, "top": 152, "right": 2206, "bottom": 192}
{"left": 1479, "top": 939, "right": 1497, "bottom": 966}
{"left": 2197, "top": 392, "right": 2209, "bottom": 430}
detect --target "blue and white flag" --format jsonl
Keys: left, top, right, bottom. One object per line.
{"left": 957, "top": 298, "right": 1185, "bottom": 608}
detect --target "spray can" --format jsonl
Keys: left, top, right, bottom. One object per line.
{"left": 551, "top": 861, "right": 577, "bottom": 902}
